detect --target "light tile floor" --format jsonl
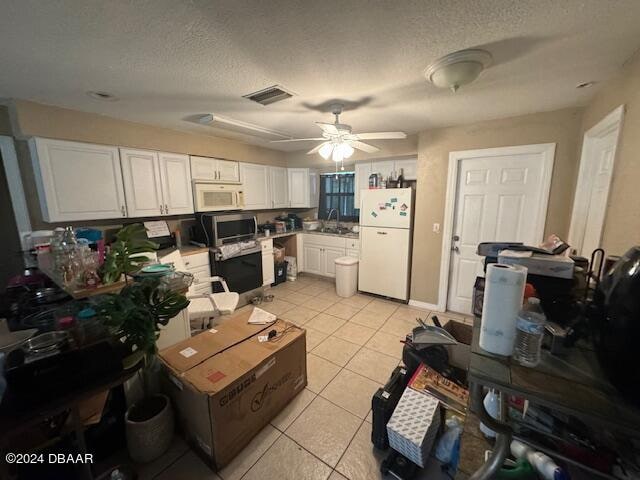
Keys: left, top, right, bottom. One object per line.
{"left": 132, "top": 274, "right": 473, "bottom": 480}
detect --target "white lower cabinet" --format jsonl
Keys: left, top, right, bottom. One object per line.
{"left": 261, "top": 239, "right": 275, "bottom": 285}
{"left": 301, "top": 234, "right": 359, "bottom": 278}
{"left": 183, "top": 251, "right": 212, "bottom": 295}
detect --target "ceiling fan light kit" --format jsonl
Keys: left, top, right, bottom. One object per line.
{"left": 424, "top": 48, "right": 492, "bottom": 92}
{"left": 272, "top": 103, "right": 407, "bottom": 161}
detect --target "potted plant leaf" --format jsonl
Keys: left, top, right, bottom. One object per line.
{"left": 96, "top": 224, "right": 190, "bottom": 463}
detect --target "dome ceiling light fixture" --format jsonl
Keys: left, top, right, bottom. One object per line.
{"left": 424, "top": 48, "right": 493, "bottom": 92}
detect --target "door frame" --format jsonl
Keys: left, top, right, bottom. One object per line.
{"left": 437, "top": 143, "right": 556, "bottom": 312}
{"left": 0, "top": 136, "right": 31, "bottom": 249}
{"left": 567, "top": 105, "right": 624, "bottom": 256}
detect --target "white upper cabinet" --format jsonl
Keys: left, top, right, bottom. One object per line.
{"left": 191, "top": 156, "right": 240, "bottom": 183}
{"left": 120, "top": 148, "right": 164, "bottom": 218}
{"left": 121, "top": 148, "right": 193, "bottom": 217}
{"left": 372, "top": 160, "right": 395, "bottom": 179}
{"left": 287, "top": 168, "right": 318, "bottom": 208}
{"left": 353, "top": 158, "right": 417, "bottom": 208}
{"left": 269, "top": 166, "right": 289, "bottom": 209}
{"left": 240, "top": 163, "right": 270, "bottom": 210}
{"left": 354, "top": 162, "right": 372, "bottom": 209}
{"left": 394, "top": 158, "right": 418, "bottom": 180}
{"left": 217, "top": 159, "right": 240, "bottom": 183}
{"left": 30, "top": 138, "right": 127, "bottom": 222}
{"left": 158, "top": 152, "right": 193, "bottom": 215}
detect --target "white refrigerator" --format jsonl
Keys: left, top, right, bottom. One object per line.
{"left": 358, "top": 188, "right": 413, "bottom": 301}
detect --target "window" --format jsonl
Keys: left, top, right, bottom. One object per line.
{"left": 318, "top": 172, "right": 359, "bottom": 222}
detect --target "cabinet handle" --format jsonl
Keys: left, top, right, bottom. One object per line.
{"left": 121, "top": 205, "right": 126, "bottom": 217}
{"left": 160, "top": 204, "right": 164, "bottom": 214}
{"left": 165, "top": 204, "right": 169, "bottom": 214}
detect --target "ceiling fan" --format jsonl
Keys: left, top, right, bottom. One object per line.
{"left": 271, "top": 103, "right": 407, "bottom": 163}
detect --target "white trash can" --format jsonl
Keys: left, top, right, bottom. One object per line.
{"left": 335, "top": 256, "right": 359, "bottom": 297}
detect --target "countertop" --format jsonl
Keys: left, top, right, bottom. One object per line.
{"left": 157, "top": 245, "right": 210, "bottom": 258}
{"left": 256, "top": 229, "right": 359, "bottom": 241}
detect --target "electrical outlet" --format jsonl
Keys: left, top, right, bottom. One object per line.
{"left": 432, "top": 223, "right": 440, "bottom": 233}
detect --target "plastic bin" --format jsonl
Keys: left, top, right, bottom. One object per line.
{"left": 335, "top": 256, "right": 359, "bottom": 297}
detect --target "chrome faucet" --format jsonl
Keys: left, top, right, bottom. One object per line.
{"left": 327, "top": 207, "right": 341, "bottom": 231}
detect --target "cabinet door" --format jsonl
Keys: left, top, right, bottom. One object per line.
{"left": 372, "top": 160, "right": 395, "bottom": 179}
{"left": 30, "top": 138, "right": 127, "bottom": 222}
{"left": 262, "top": 252, "right": 275, "bottom": 286}
{"left": 346, "top": 248, "right": 359, "bottom": 259}
{"left": 217, "top": 159, "right": 240, "bottom": 183}
{"left": 354, "top": 162, "right": 372, "bottom": 210}
{"left": 190, "top": 156, "right": 217, "bottom": 181}
{"left": 323, "top": 247, "right": 345, "bottom": 278}
{"left": 303, "top": 245, "right": 323, "bottom": 275}
{"left": 287, "top": 168, "right": 310, "bottom": 208}
{"left": 240, "top": 163, "right": 270, "bottom": 210}
{"left": 158, "top": 152, "right": 193, "bottom": 215}
{"left": 394, "top": 158, "right": 418, "bottom": 180}
{"left": 269, "top": 167, "right": 289, "bottom": 208}
{"left": 120, "top": 148, "right": 163, "bottom": 218}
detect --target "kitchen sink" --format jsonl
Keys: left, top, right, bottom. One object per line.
{"left": 319, "top": 227, "right": 353, "bottom": 235}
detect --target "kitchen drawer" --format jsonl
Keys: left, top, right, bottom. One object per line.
{"left": 303, "top": 233, "right": 347, "bottom": 249}
{"left": 182, "top": 251, "right": 210, "bottom": 269}
{"left": 189, "top": 265, "right": 211, "bottom": 281}
{"left": 261, "top": 239, "right": 274, "bottom": 252}
{"left": 346, "top": 238, "right": 360, "bottom": 250}
{"left": 346, "top": 248, "right": 359, "bottom": 259}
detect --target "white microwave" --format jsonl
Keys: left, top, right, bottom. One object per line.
{"left": 193, "top": 182, "right": 244, "bottom": 212}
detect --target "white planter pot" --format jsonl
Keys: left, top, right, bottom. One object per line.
{"left": 125, "top": 394, "right": 174, "bottom": 463}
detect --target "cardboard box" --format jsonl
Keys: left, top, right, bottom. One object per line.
{"left": 498, "top": 251, "right": 574, "bottom": 279}
{"left": 442, "top": 319, "right": 473, "bottom": 369}
{"left": 159, "top": 309, "right": 307, "bottom": 468}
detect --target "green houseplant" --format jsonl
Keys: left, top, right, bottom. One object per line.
{"left": 101, "top": 223, "right": 159, "bottom": 285}
{"left": 96, "top": 224, "right": 190, "bottom": 463}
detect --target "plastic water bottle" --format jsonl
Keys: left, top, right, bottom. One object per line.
{"left": 513, "top": 298, "right": 546, "bottom": 367}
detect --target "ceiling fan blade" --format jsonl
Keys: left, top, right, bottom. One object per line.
{"left": 307, "top": 142, "right": 329, "bottom": 155}
{"left": 270, "top": 137, "right": 325, "bottom": 143}
{"left": 315, "top": 122, "right": 340, "bottom": 135}
{"left": 349, "top": 141, "right": 380, "bottom": 153}
{"left": 347, "top": 132, "right": 407, "bottom": 140}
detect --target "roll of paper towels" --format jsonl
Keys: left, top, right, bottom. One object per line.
{"left": 479, "top": 263, "right": 528, "bottom": 356}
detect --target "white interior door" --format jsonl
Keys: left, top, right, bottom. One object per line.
{"left": 159, "top": 152, "right": 193, "bottom": 215}
{"left": 446, "top": 144, "right": 555, "bottom": 314}
{"left": 568, "top": 105, "right": 623, "bottom": 257}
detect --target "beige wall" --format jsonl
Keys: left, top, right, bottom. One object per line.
{"left": 12, "top": 100, "right": 286, "bottom": 166}
{"left": 579, "top": 51, "right": 640, "bottom": 256}
{"left": 411, "top": 107, "right": 584, "bottom": 305}
{"left": 285, "top": 135, "right": 418, "bottom": 168}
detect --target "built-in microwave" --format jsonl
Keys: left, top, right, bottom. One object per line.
{"left": 193, "top": 182, "right": 244, "bottom": 212}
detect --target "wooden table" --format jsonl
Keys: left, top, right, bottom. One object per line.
{"left": 460, "top": 317, "right": 640, "bottom": 479}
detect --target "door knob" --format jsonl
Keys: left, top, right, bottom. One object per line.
{"left": 452, "top": 245, "right": 460, "bottom": 253}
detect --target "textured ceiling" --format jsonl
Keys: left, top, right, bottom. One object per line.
{"left": 1, "top": 0, "right": 639, "bottom": 151}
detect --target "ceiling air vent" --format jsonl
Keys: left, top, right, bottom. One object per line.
{"left": 243, "top": 85, "right": 294, "bottom": 106}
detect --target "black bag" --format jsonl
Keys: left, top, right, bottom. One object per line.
{"left": 371, "top": 366, "right": 409, "bottom": 450}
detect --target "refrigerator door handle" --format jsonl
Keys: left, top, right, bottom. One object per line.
{"left": 377, "top": 231, "right": 388, "bottom": 235}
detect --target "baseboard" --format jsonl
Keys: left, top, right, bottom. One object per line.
{"left": 408, "top": 299, "right": 442, "bottom": 312}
